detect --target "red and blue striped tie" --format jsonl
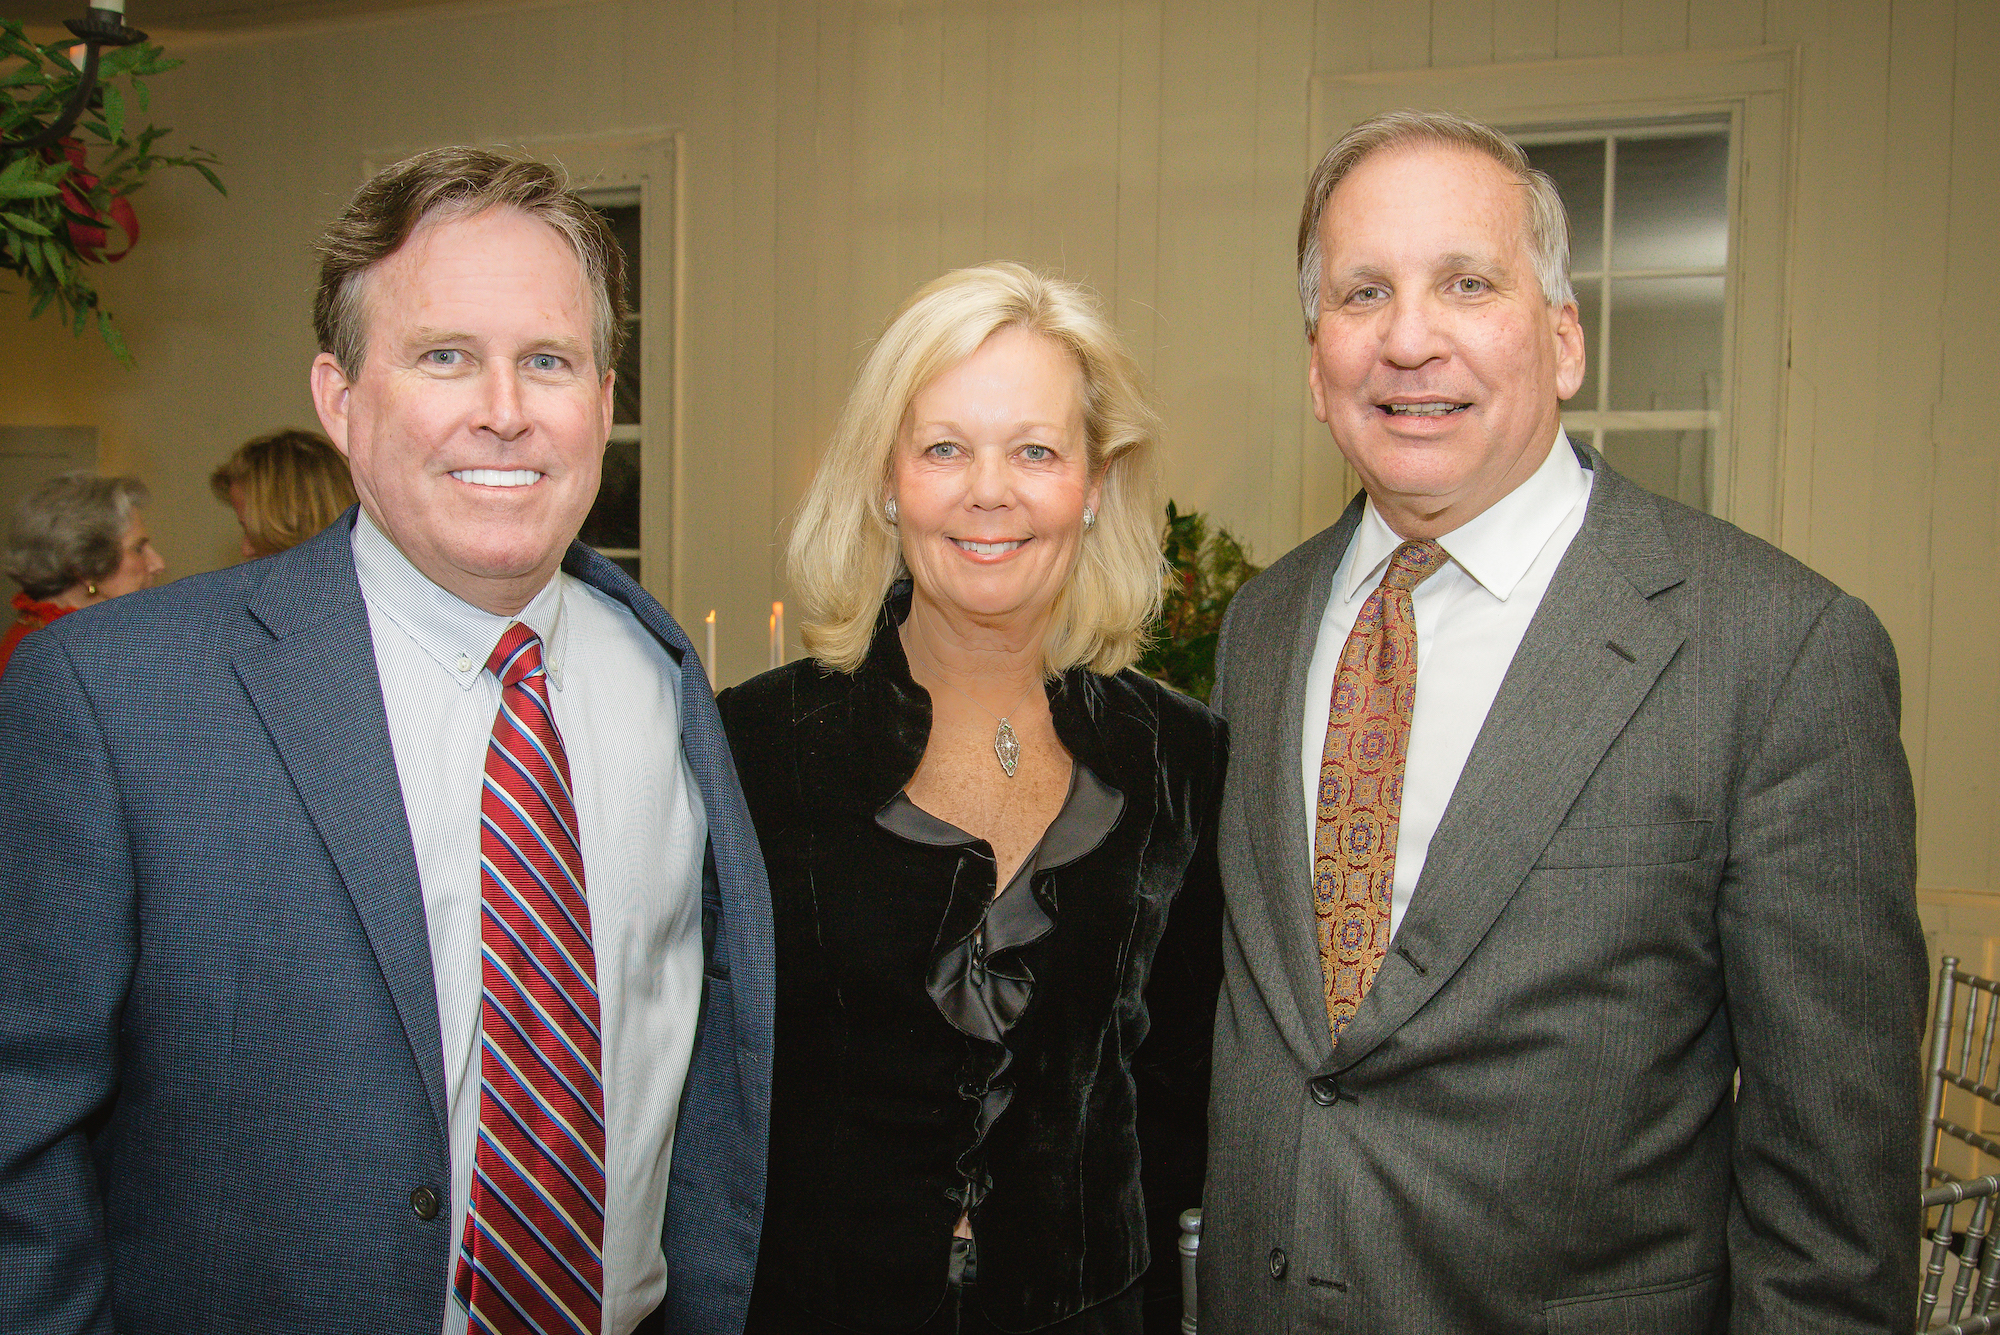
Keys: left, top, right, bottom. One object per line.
{"left": 454, "top": 623, "right": 605, "bottom": 1335}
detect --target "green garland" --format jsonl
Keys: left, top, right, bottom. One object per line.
{"left": 1, "top": 18, "right": 223, "bottom": 363}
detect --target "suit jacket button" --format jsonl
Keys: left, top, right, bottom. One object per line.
{"left": 1268, "top": 1247, "right": 1288, "bottom": 1280}
{"left": 1308, "top": 1075, "right": 1340, "bottom": 1106}
{"left": 410, "top": 1186, "right": 441, "bottom": 1220}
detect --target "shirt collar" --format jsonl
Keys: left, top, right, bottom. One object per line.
{"left": 350, "top": 507, "right": 569, "bottom": 692}
{"left": 1340, "top": 431, "right": 1590, "bottom": 603}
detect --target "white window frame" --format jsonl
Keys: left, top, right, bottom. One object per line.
{"left": 577, "top": 184, "right": 645, "bottom": 576}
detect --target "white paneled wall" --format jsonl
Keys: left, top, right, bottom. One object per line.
{"left": 1, "top": 0, "right": 1992, "bottom": 912}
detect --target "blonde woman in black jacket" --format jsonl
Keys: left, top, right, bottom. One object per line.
{"left": 718, "top": 263, "right": 1224, "bottom": 1335}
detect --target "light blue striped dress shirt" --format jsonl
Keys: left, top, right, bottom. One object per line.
{"left": 350, "top": 511, "right": 705, "bottom": 1335}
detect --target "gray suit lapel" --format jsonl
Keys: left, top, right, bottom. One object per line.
{"left": 1229, "top": 497, "right": 1365, "bottom": 1065}
{"left": 233, "top": 525, "right": 448, "bottom": 1144}
{"left": 1328, "top": 462, "right": 1689, "bottom": 1071}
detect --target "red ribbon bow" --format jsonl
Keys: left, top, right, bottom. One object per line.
{"left": 46, "top": 137, "right": 139, "bottom": 263}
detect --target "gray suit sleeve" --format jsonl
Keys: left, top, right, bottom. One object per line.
{"left": 0, "top": 633, "right": 131, "bottom": 1335}
{"left": 1719, "top": 592, "right": 1926, "bottom": 1332}
{"left": 1211, "top": 597, "right": 1237, "bottom": 720}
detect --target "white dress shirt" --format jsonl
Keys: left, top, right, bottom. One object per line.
{"left": 1300, "top": 434, "right": 1593, "bottom": 937}
{"left": 351, "top": 512, "right": 706, "bottom": 1335}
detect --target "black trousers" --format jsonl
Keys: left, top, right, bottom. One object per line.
{"left": 743, "top": 1238, "right": 1145, "bottom": 1335}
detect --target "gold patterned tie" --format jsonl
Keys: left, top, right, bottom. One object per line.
{"left": 1315, "top": 539, "right": 1446, "bottom": 1042}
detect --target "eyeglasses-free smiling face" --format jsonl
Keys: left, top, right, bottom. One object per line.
{"left": 311, "top": 205, "right": 612, "bottom": 616}
{"left": 1308, "top": 141, "right": 1586, "bottom": 540}
{"left": 890, "top": 324, "right": 1100, "bottom": 636}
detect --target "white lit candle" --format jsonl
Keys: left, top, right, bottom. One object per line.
{"left": 704, "top": 610, "right": 716, "bottom": 691}
{"left": 97, "top": 0, "right": 126, "bottom": 14}
{"left": 769, "top": 601, "right": 785, "bottom": 670}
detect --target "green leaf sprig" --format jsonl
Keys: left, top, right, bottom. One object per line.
{"left": 1, "top": 19, "right": 225, "bottom": 364}
{"left": 1137, "top": 500, "right": 1263, "bottom": 702}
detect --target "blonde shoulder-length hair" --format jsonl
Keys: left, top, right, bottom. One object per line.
{"left": 790, "top": 262, "right": 1165, "bottom": 677}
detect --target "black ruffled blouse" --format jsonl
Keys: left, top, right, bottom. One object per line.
{"left": 716, "top": 590, "right": 1227, "bottom": 1333}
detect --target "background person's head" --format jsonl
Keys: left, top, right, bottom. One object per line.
{"left": 5, "top": 472, "right": 165, "bottom": 606}
{"left": 789, "top": 262, "right": 1163, "bottom": 677}
{"left": 307, "top": 146, "right": 628, "bottom": 615}
{"left": 1296, "top": 110, "right": 1586, "bottom": 539}
{"left": 210, "top": 428, "right": 358, "bottom": 559}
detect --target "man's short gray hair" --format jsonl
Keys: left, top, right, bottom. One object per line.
{"left": 1296, "top": 109, "right": 1575, "bottom": 337}
{"left": 4, "top": 472, "right": 149, "bottom": 600}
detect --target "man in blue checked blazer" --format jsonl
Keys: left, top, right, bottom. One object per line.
{"left": 0, "top": 148, "right": 772, "bottom": 1334}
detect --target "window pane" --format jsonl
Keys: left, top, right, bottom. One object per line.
{"left": 1602, "top": 429, "right": 1711, "bottom": 510}
{"left": 608, "top": 555, "right": 640, "bottom": 581}
{"left": 1524, "top": 139, "right": 1604, "bottom": 275}
{"left": 598, "top": 203, "right": 642, "bottom": 313}
{"left": 1607, "top": 275, "right": 1723, "bottom": 412}
{"left": 1568, "top": 280, "right": 1603, "bottom": 412}
{"left": 614, "top": 324, "right": 642, "bottom": 426}
{"left": 581, "top": 438, "right": 640, "bottom": 551}
{"left": 1610, "top": 132, "right": 1729, "bottom": 272}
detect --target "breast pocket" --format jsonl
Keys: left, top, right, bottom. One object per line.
{"left": 1534, "top": 820, "right": 1712, "bottom": 869}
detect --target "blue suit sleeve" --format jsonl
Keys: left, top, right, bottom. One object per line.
{"left": 0, "top": 631, "right": 134, "bottom": 1327}
{"left": 0, "top": 631, "right": 133, "bottom": 1335}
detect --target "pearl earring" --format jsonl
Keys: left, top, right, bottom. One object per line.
{"left": 884, "top": 499, "right": 899, "bottom": 525}
{"left": 1082, "top": 506, "right": 1096, "bottom": 531}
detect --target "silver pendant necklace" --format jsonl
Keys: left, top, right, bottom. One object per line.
{"left": 930, "top": 674, "right": 1039, "bottom": 778}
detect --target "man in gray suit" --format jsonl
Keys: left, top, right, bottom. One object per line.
{"left": 1199, "top": 109, "right": 1926, "bottom": 1332}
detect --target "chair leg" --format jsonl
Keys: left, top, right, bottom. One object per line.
{"left": 1926, "top": 958, "right": 1961, "bottom": 1189}
{"left": 1178, "top": 1208, "right": 1201, "bottom": 1335}
{"left": 1975, "top": 1231, "right": 2000, "bottom": 1316}
{"left": 1928, "top": 1199, "right": 1963, "bottom": 1330}
{"left": 1953, "top": 1197, "right": 1995, "bottom": 1321}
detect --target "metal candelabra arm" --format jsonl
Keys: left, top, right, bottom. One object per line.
{"left": 0, "top": 7, "right": 149, "bottom": 155}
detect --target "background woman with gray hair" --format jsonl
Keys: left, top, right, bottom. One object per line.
{"left": 1, "top": 472, "right": 165, "bottom": 678}
{"left": 718, "top": 262, "right": 1226, "bottom": 1334}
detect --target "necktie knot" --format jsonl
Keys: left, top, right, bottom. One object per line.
{"left": 488, "top": 622, "right": 545, "bottom": 688}
{"left": 1381, "top": 540, "right": 1446, "bottom": 592}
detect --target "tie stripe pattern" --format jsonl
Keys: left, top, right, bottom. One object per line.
{"left": 455, "top": 623, "right": 605, "bottom": 1335}
{"left": 1315, "top": 539, "right": 1446, "bottom": 1043}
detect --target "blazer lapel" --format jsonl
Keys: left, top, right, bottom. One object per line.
{"left": 1327, "top": 462, "right": 1689, "bottom": 1071}
{"left": 233, "top": 523, "right": 448, "bottom": 1142}
{"left": 1229, "top": 498, "right": 1365, "bottom": 1066}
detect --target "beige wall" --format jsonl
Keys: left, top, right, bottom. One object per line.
{"left": 1, "top": 0, "right": 1993, "bottom": 906}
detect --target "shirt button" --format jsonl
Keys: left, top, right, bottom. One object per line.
{"left": 1308, "top": 1075, "right": 1341, "bottom": 1106}
{"left": 456, "top": 655, "right": 473, "bottom": 673}
{"left": 1268, "top": 1247, "right": 1288, "bottom": 1280}
{"left": 410, "top": 1185, "right": 441, "bottom": 1220}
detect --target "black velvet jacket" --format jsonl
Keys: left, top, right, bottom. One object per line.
{"left": 716, "top": 593, "right": 1226, "bottom": 1333}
